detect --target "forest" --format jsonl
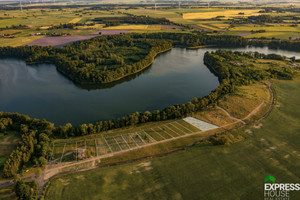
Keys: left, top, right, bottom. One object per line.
{"left": 93, "top": 15, "right": 171, "bottom": 27}
{"left": 0, "top": 33, "right": 247, "bottom": 84}
{"left": 0, "top": 112, "right": 54, "bottom": 178}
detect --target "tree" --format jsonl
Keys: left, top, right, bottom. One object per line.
{"left": 14, "top": 178, "right": 38, "bottom": 200}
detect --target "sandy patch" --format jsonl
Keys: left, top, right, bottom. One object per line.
{"left": 76, "top": 175, "right": 86, "bottom": 180}
{"left": 58, "top": 178, "right": 70, "bottom": 186}
{"left": 270, "top": 146, "right": 277, "bottom": 150}
{"left": 284, "top": 154, "right": 290, "bottom": 159}
{"left": 131, "top": 161, "right": 153, "bottom": 174}
{"left": 245, "top": 129, "right": 253, "bottom": 134}
{"left": 293, "top": 151, "right": 300, "bottom": 156}
{"left": 253, "top": 123, "right": 263, "bottom": 129}
{"left": 130, "top": 170, "right": 141, "bottom": 174}
{"left": 270, "top": 158, "right": 279, "bottom": 165}
{"left": 138, "top": 161, "right": 151, "bottom": 168}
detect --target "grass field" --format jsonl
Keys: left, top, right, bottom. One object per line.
{"left": 44, "top": 77, "right": 300, "bottom": 200}
{"left": 244, "top": 32, "right": 300, "bottom": 40}
{"left": 0, "top": 35, "right": 44, "bottom": 47}
{"left": 219, "top": 82, "right": 270, "bottom": 119}
{"left": 225, "top": 24, "right": 300, "bottom": 39}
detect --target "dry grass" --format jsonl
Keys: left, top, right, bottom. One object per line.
{"left": 213, "top": 23, "right": 230, "bottom": 29}
{"left": 0, "top": 36, "right": 44, "bottom": 47}
{"left": 218, "top": 83, "right": 270, "bottom": 119}
{"left": 191, "top": 108, "right": 237, "bottom": 127}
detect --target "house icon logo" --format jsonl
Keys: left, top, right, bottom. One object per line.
{"left": 264, "top": 175, "right": 275, "bottom": 183}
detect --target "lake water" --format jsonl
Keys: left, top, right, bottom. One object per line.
{"left": 0, "top": 46, "right": 299, "bottom": 126}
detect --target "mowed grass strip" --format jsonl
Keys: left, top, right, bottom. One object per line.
{"left": 197, "top": 24, "right": 220, "bottom": 31}
{"left": 44, "top": 78, "right": 300, "bottom": 200}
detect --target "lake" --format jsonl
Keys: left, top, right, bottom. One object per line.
{"left": 0, "top": 46, "right": 299, "bottom": 126}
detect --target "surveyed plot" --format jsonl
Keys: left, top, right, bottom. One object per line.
{"left": 50, "top": 118, "right": 218, "bottom": 163}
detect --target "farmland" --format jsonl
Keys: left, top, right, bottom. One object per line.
{"left": 0, "top": 4, "right": 299, "bottom": 47}
{"left": 182, "top": 9, "right": 262, "bottom": 20}
{"left": 44, "top": 77, "right": 300, "bottom": 200}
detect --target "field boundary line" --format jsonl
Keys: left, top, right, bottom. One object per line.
{"left": 175, "top": 121, "right": 194, "bottom": 133}
{"left": 163, "top": 124, "right": 181, "bottom": 136}
{"left": 142, "top": 130, "right": 157, "bottom": 142}
{"left": 150, "top": 128, "right": 166, "bottom": 140}
{"left": 169, "top": 123, "right": 186, "bottom": 134}
{"left": 157, "top": 126, "right": 174, "bottom": 138}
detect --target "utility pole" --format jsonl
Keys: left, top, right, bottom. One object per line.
{"left": 20, "top": 0, "right": 23, "bottom": 13}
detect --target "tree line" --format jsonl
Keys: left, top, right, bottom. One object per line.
{"left": 249, "top": 39, "right": 300, "bottom": 52}
{"left": 1, "top": 112, "right": 54, "bottom": 178}
{"left": 93, "top": 15, "right": 171, "bottom": 27}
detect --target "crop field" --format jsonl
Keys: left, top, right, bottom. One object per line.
{"left": 212, "top": 23, "right": 230, "bottom": 29}
{"left": 49, "top": 118, "right": 218, "bottom": 163}
{"left": 196, "top": 24, "right": 220, "bottom": 31}
{"left": 117, "top": 8, "right": 187, "bottom": 24}
{"left": 25, "top": 30, "right": 129, "bottom": 47}
{"left": 68, "top": 17, "right": 82, "bottom": 24}
{"left": 244, "top": 32, "right": 300, "bottom": 40}
{"left": 230, "top": 24, "right": 300, "bottom": 32}
{"left": 183, "top": 9, "right": 262, "bottom": 20}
